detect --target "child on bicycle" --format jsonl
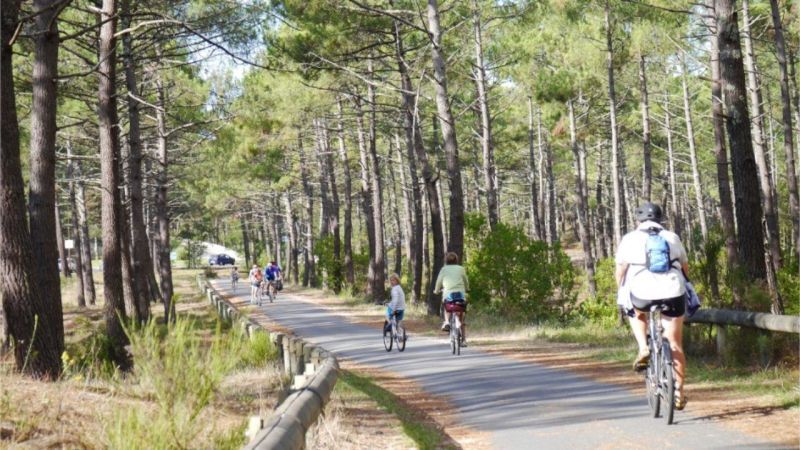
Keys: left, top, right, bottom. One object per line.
{"left": 385, "top": 273, "right": 405, "bottom": 329}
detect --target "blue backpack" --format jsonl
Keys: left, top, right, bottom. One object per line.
{"left": 644, "top": 229, "right": 672, "bottom": 273}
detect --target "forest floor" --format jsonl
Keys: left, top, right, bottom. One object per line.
{"left": 282, "top": 284, "right": 800, "bottom": 449}
{"left": 0, "top": 269, "right": 286, "bottom": 450}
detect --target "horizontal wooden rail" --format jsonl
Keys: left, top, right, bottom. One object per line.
{"left": 686, "top": 308, "right": 800, "bottom": 334}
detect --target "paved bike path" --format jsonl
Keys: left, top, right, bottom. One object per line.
{"left": 213, "top": 281, "right": 781, "bottom": 449}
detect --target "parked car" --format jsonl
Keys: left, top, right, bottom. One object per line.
{"left": 208, "top": 254, "right": 235, "bottom": 266}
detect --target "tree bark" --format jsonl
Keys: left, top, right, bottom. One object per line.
{"left": 98, "top": 0, "right": 130, "bottom": 368}
{"left": 366, "top": 59, "right": 386, "bottom": 303}
{"left": 527, "top": 97, "right": 542, "bottom": 240}
{"left": 605, "top": 0, "right": 627, "bottom": 244}
{"left": 284, "top": 192, "right": 297, "bottom": 284}
{"left": 681, "top": 53, "right": 709, "bottom": 241}
{"left": 663, "top": 95, "right": 682, "bottom": 237}
{"left": 154, "top": 68, "right": 174, "bottom": 322}
{"left": 55, "top": 202, "right": 69, "bottom": 278}
{"left": 298, "top": 135, "right": 317, "bottom": 287}
{"left": 241, "top": 213, "right": 251, "bottom": 268}
{"left": 1, "top": 0, "right": 63, "bottom": 377}
{"left": 704, "top": 0, "right": 740, "bottom": 299}
{"left": 427, "top": 0, "right": 465, "bottom": 260}
{"left": 473, "top": 0, "right": 499, "bottom": 229}
{"left": 769, "top": 0, "right": 799, "bottom": 270}
{"left": 537, "top": 107, "right": 558, "bottom": 244}
{"left": 122, "top": 0, "right": 159, "bottom": 308}
{"left": 639, "top": 54, "right": 653, "bottom": 202}
{"left": 741, "top": 0, "right": 781, "bottom": 272}
{"left": 716, "top": 0, "right": 767, "bottom": 282}
{"left": 75, "top": 172, "right": 96, "bottom": 305}
{"left": 568, "top": 100, "right": 596, "bottom": 296}
{"left": 336, "top": 98, "right": 355, "bottom": 286}
{"left": 66, "top": 152, "right": 86, "bottom": 308}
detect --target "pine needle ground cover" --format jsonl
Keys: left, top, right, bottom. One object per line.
{"left": 0, "top": 269, "right": 283, "bottom": 450}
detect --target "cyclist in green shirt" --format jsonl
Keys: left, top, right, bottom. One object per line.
{"left": 434, "top": 252, "right": 469, "bottom": 346}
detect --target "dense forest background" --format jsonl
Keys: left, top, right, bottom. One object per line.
{"left": 1, "top": 0, "right": 798, "bottom": 377}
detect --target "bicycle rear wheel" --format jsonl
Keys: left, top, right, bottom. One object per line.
{"left": 661, "top": 339, "right": 675, "bottom": 424}
{"left": 645, "top": 337, "right": 660, "bottom": 418}
{"left": 397, "top": 324, "right": 406, "bottom": 352}
{"left": 383, "top": 325, "right": 393, "bottom": 352}
{"left": 449, "top": 317, "right": 457, "bottom": 355}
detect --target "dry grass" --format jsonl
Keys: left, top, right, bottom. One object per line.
{"left": 0, "top": 269, "right": 284, "bottom": 450}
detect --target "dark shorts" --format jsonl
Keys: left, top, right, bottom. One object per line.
{"left": 631, "top": 294, "right": 686, "bottom": 318}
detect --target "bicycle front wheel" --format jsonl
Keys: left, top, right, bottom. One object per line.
{"left": 383, "top": 326, "right": 393, "bottom": 352}
{"left": 661, "top": 339, "right": 675, "bottom": 425}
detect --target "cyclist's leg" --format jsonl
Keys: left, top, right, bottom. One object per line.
{"left": 629, "top": 309, "right": 649, "bottom": 352}
{"left": 661, "top": 315, "right": 685, "bottom": 389}
{"left": 458, "top": 311, "right": 467, "bottom": 343}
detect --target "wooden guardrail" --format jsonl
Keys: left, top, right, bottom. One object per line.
{"left": 197, "top": 275, "right": 339, "bottom": 450}
{"left": 686, "top": 308, "right": 800, "bottom": 334}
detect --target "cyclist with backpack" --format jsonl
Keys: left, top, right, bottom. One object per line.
{"left": 264, "top": 261, "right": 282, "bottom": 299}
{"left": 615, "top": 202, "right": 689, "bottom": 410}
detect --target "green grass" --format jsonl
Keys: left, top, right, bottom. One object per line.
{"left": 339, "top": 370, "right": 457, "bottom": 450}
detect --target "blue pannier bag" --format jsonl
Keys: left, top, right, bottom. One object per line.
{"left": 644, "top": 229, "right": 671, "bottom": 273}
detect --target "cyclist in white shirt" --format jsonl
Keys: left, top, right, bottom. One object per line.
{"left": 616, "top": 202, "right": 689, "bottom": 410}
{"left": 386, "top": 273, "right": 406, "bottom": 325}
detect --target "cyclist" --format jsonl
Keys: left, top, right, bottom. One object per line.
{"left": 434, "top": 252, "right": 469, "bottom": 346}
{"left": 616, "top": 202, "right": 689, "bottom": 410}
{"left": 385, "top": 273, "right": 406, "bottom": 329}
{"left": 231, "top": 266, "right": 239, "bottom": 291}
{"left": 264, "top": 261, "right": 282, "bottom": 299}
{"left": 248, "top": 264, "right": 263, "bottom": 304}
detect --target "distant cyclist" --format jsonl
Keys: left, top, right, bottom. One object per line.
{"left": 385, "top": 273, "right": 406, "bottom": 328}
{"left": 249, "top": 264, "right": 263, "bottom": 304}
{"left": 435, "top": 252, "right": 469, "bottom": 347}
{"left": 616, "top": 202, "right": 689, "bottom": 410}
{"left": 230, "top": 266, "right": 240, "bottom": 291}
{"left": 264, "top": 261, "right": 282, "bottom": 298}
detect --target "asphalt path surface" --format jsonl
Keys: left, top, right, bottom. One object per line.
{"left": 213, "top": 280, "right": 782, "bottom": 450}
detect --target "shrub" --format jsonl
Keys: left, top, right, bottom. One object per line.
{"left": 464, "top": 214, "right": 576, "bottom": 322}
{"left": 316, "top": 235, "right": 343, "bottom": 293}
{"left": 578, "top": 258, "right": 620, "bottom": 327}
{"left": 61, "top": 316, "right": 118, "bottom": 380}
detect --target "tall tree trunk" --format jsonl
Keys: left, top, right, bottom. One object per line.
{"left": 336, "top": 98, "right": 355, "bottom": 286}
{"left": 427, "top": 0, "right": 465, "bottom": 260}
{"left": 769, "top": 0, "right": 799, "bottom": 270}
{"left": 391, "top": 19, "right": 426, "bottom": 302}
{"left": 299, "top": 135, "right": 317, "bottom": 287}
{"left": 395, "top": 135, "right": 414, "bottom": 277}
{"left": 742, "top": 0, "right": 782, "bottom": 272}
{"left": 354, "top": 96, "right": 376, "bottom": 295}
{"left": 321, "top": 119, "right": 341, "bottom": 291}
{"left": 122, "top": 0, "right": 159, "bottom": 307}
{"left": 595, "top": 149, "right": 609, "bottom": 259}
{"left": 240, "top": 213, "right": 251, "bottom": 269}
{"left": 716, "top": 0, "right": 767, "bottom": 282}
{"left": 284, "top": 193, "right": 297, "bottom": 284}
{"left": 75, "top": 173, "right": 96, "bottom": 305}
{"left": 705, "top": 0, "right": 740, "bottom": 301}
{"left": 67, "top": 153, "right": 86, "bottom": 308}
{"left": 366, "top": 59, "right": 386, "bottom": 303}
{"left": 639, "top": 54, "right": 653, "bottom": 202}
{"left": 388, "top": 157, "right": 404, "bottom": 276}
{"left": 154, "top": 69, "right": 174, "bottom": 322}
{"left": 527, "top": 97, "right": 542, "bottom": 240}
{"left": 605, "top": 1, "right": 627, "bottom": 244}
{"left": 473, "top": 0, "right": 499, "bottom": 229}
{"left": 681, "top": 53, "right": 709, "bottom": 241}
{"left": 119, "top": 187, "right": 139, "bottom": 320}
{"left": 1, "top": 0, "right": 62, "bottom": 377}
{"left": 568, "top": 100, "right": 596, "bottom": 296}
{"left": 663, "top": 96, "right": 682, "bottom": 237}
{"left": 537, "top": 108, "right": 558, "bottom": 244}
{"left": 98, "top": 0, "right": 130, "bottom": 368}
{"left": 55, "top": 202, "right": 69, "bottom": 278}
{"left": 27, "top": 0, "right": 65, "bottom": 373}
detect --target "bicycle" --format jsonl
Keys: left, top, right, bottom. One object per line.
{"left": 259, "top": 281, "right": 273, "bottom": 305}
{"left": 448, "top": 311, "right": 463, "bottom": 355}
{"left": 383, "top": 309, "right": 406, "bottom": 352}
{"left": 642, "top": 304, "right": 676, "bottom": 424}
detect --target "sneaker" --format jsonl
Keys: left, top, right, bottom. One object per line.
{"left": 441, "top": 323, "right": 450, "bottom": 332}
{"left": 632, "top": 349, "right": 650, "bottom": 371}
{"left": 675, "top": 390, "right": 688, "bottom": 410}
